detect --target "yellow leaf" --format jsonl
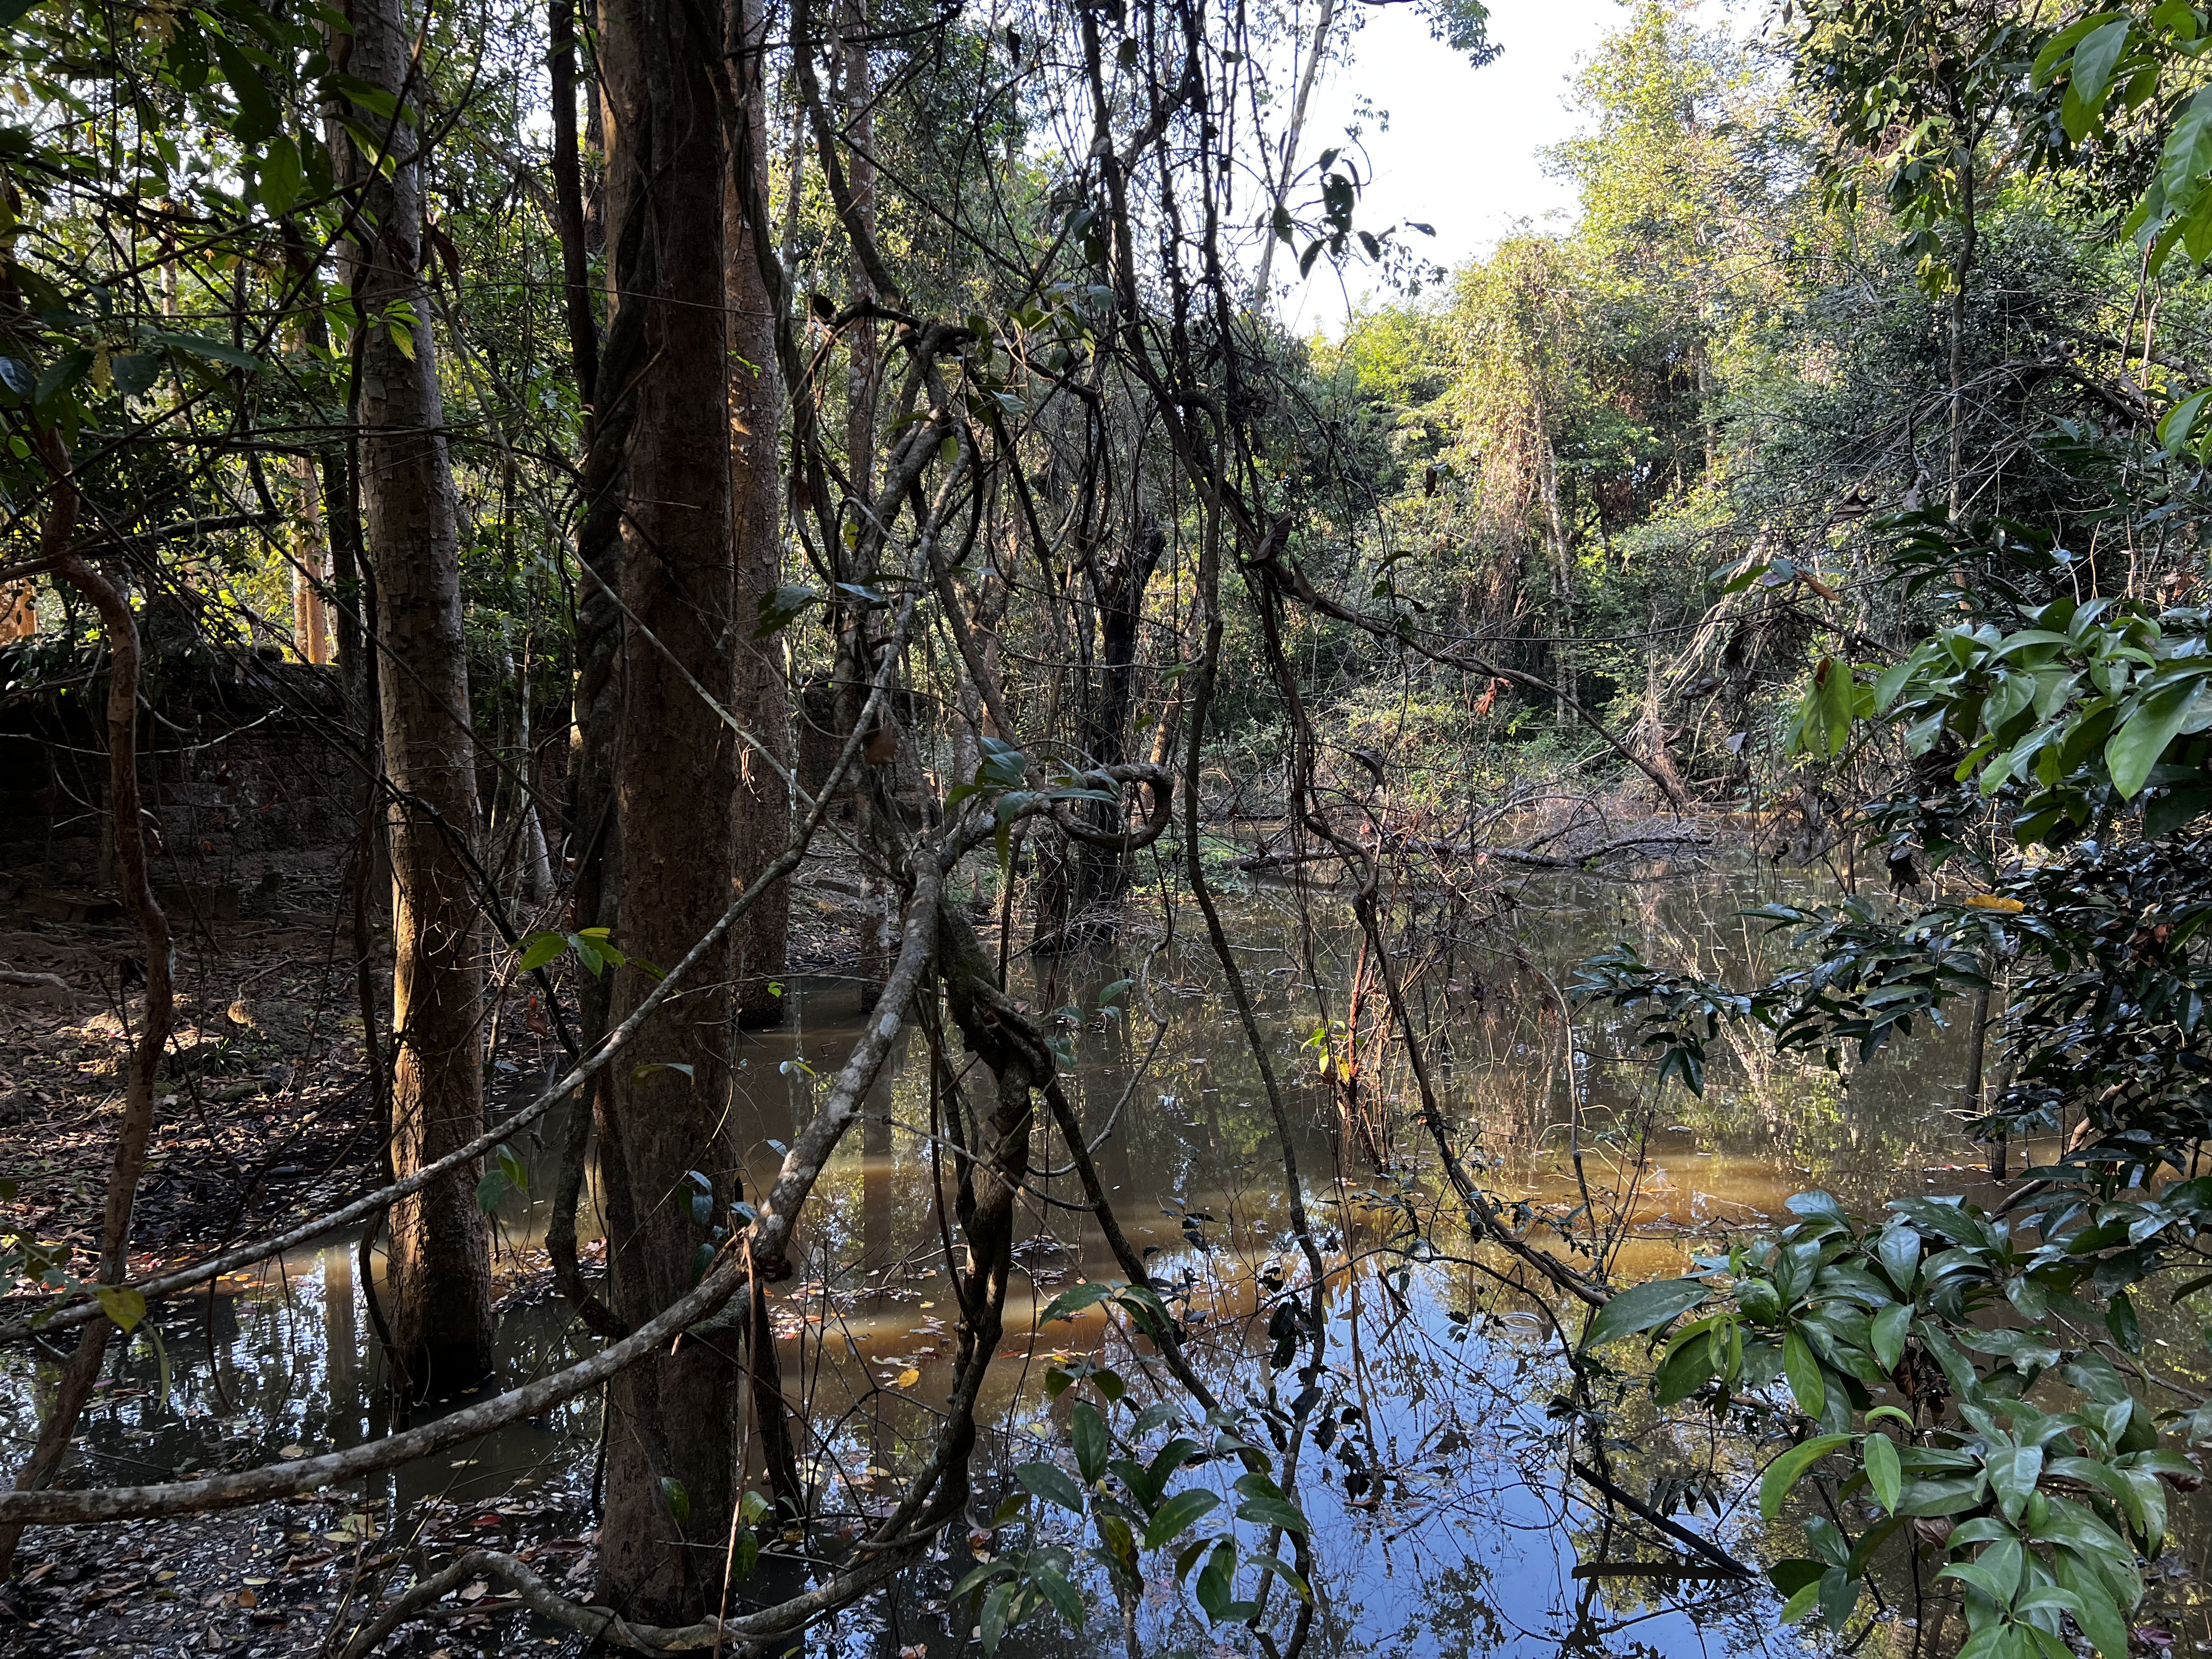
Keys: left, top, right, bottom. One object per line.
{"left": 895, "top": 1368, "right": 921, "bottom": 1389}
{"left": 1965, "top": 894, "right": 2025, "bottom": 912}
{"left": 388, "top": 322, "right": 416, "bottom": 361}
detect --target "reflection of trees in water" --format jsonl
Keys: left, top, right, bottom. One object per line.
{"left": 1, "top": 872, "right": 1963, "bottom": 1656}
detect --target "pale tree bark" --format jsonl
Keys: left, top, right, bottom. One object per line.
{"left": 1536, "top": 409, "right": 1574, "bottom": 732}
{"left": 1254, "top": 0, "right": 1335, "bottom": 298}
{"left": 291, "top": 453, "right": 332, "bottom": 665}
{"left": 596, "top": 0, "right": 742, "bottom": 1614}
{"left": 335, "top": 0, "right": 495, "bottom": 1397}
{"left": 727, "top": 0, "right": 791, "bottom": 1029}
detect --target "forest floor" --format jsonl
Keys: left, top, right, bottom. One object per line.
{"left": 0, "top": 839, "right": 877, "bottom": 1658}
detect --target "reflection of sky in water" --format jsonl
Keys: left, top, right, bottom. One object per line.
{"left": 8, "top": 863, "right": 2146, "bottom": 1657}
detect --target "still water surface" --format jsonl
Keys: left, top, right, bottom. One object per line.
{"left": 14, "top": 861, "right": 2207, "bottom": 1657}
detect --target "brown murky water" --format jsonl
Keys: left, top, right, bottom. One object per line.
{"left": 12, "top": 859, "right": 2210, "bottom": 1656}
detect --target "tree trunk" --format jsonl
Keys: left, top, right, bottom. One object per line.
{"left": 830, "top": 0, "right": 897, "bottom": 1005}
{"left": 291, "top": 454, "right": 332, "bottom": 665}
{"left": 1254, "top": 0, "right": 1335, "bottom": 296}
{"left": 336, "top": 0, "right": 495, "bottom": 1399}
{"left": 1537, "top": 418, "right": 1574, "bottom": 729}
{"left": 1037, "top": 517, "right": 1162, "bottom": 952}
{"left": 727, "top": 0, "right": 791, "bottom": 1027}
{"left": 595, "top": 0, "right": 740, "bottom": 1615}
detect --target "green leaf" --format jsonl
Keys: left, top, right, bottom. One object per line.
{"left": 1070, "top": 1404, "right": 1108, "bottom": 1485}
{"left": 978, "top": 1579, "right": 1014, "bottom": 1653}
{"left": 1760, "top": 1433, "right": 1851, "bottom": 1520}
{"left": 754, "top": 583, "right": 820, "bottom": 639}
{"left": 257, "top": 135, "right": 304, "bottom": 213}
{"left": 1583, "top": 1277, "right": 1709, "bottom": 1349}
{"left": 206, "top": 27, "right": 281, "bottom": 144}
{"left": 2067, "top": 18, "right": 2133, "bottom": 129}
{"left": 1038, "top": 1281, "right": 1115, "bottom": 1325}
{"left": 111, "top": 353, "right": 158, "bottom": 398}
{"left": 1029, "top": 1563, "right": 1083, "bottom": 1626}
{"left": 1235, "top": 1495, "right": 1310, "bottom": 1535}
{"left": 1014, "top": 1461, "right": 1086, "bottom": 1515}
{"left": 1819, "top": 656, "right": 1855, "bottom": 754}
{"left": 474, "top": 1168, "right": 508, "bottom": 1212}
{"left": 2107, "top": 1288, "right": 2142, "bottom": 1353}
{"left": 517, "top": 930, "right": 567, "bottom": 971}
{"left": 1193, "top": 1539, "right": 1237, "bottom": 1622}
{"left": 1142, "top": 1488, "right": 1220, "bottom": 1549}
{"left": 1987, "top": 1443, "right": 2044, "bottom": 1522}
{"left": 35, "top": 349, "right": 90, "bottom": 411}
{"left": 1871, "top": 1301, "right": 1911, "bottom": 1372}
{"left": 1865, "top": 1431, "right": 1902, "bottom": 1514}
{"left": 2160, "top": 388, "right": 2212, "bottom": 453}
{"left": 140, "top": 329, "right": 263, "bottom": 374}
{"left": 2054, "top": 1547, "right": 2132, "bottom": 1658}
{"left": 1783, "top": 1329, "right": 1827, "bottom": 1418}
{"left": 95, "top": 1284, "right": 145, "bottom": 1334}
{"left": 660, "top": 1476, "right": 689, "bottom": 1526}
{"left": 2107, "top": 679, "right": 2199, "bottom": 799}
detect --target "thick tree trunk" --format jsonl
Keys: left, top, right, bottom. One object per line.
{"left": 727, "top": 0, "right": 791, "bottom": 1027}
{"left": 595, "top": 0, "right": 740, "bottom": 1616}
{"left": 337, "top": 0, "right": 495, "bottom": 1399}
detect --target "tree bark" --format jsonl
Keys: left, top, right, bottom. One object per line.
{"left": 727, "top": 0, "right": 791, "bottom": 1027}
{"left": 290, "top": 454, "right": 332, "bottom": 665}
{"left": 596, "top": 0, "right": 740, "bottom": 1615}
{"left": 336, "top": 0, "right": 496, "bottom": 1399}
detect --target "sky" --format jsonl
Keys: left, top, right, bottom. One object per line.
{"left": 1274, "top": 0, "right": 1635, "bottom": 335}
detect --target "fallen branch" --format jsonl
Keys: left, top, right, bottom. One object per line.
{"left": 1236, "top": 830, "right": 1713, "bottom": 873}
{"left": 0, "top": 969, "right": 71, "bottom": 992}
{"left": 1568, "top": 1460, "right": 1755, "bottom": 1579}
{"left": 336, "top": 1541, "right": 913, "bottom": 1656}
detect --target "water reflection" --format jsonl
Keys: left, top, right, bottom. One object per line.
{"left": 4, "top": 863, "right": 2070, "bottom": 1657}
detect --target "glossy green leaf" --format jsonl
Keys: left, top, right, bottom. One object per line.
{"left": 1070, "top": 1404, "right": 1108, "bottom": 1486}
{"left": 1760, "top": 1434, "right": 1851, "bottom": 1520}
{"left": 1015, "top": 1461, "right": 1085, "bottom": 1514}
{"left": 1142, "top": 1488, "right": 1220, "bottom": 1549}
{"left": 1865, "top": 1431, "right": 1901, "bottom": 1514}
{"left": 1583, "top": 1277, "right": 1709, "bottom": 1349}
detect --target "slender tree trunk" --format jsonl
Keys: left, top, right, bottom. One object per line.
{"left": 1537, "top": 419, "right": 1574, "bottom": 730}
{"left": 728, "top": 0, "right": 791, "bottom": 1027}
{"left": 336, "top": 0, "right": 495, "bottom": 1398}
{"left": 1254, "top": 0, "right": 1335, "bottom": 296}
{"left": 291, "top": 455, "right": 332, "bottom": 665}
{"left": 1947, "top": 162, "right": 1976, "bottom": 523}
{"left": 556, "top": 0, "right": 627, "bottom": 1347}
{"left": 832, "top": 0, "right": 894, "bottom": 1003}
{"left": 595, "top": 0, "right": 740, "bottom": 1614}
{"left": 0, "top": 446, "right": 174, "bottom": 1578}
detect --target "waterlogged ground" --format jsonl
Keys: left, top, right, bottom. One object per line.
{"left": 9, "top": 859, "right": 2212, "bottom": 1657}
